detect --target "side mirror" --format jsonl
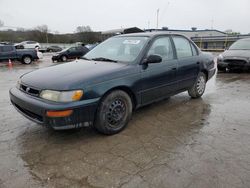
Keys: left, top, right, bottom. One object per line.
{"left": 143, "top": 55, "right": 162, "bottom": 64}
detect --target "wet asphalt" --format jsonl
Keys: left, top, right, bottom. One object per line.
{"left": 0, "top": 55, "right": 250, "bottom": 188}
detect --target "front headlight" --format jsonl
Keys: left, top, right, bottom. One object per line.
{"left": 40, "top": 90, "right": 83, "bottom": 102}
{"left": 16, "top": 79, "right": 21, "bottom": 89}
{"left": 218, "top": 54, "right": 224, "bottom": 61}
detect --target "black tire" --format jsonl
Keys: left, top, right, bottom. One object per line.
{"left": 61, "top": 55, "right": 67, "bottom": 62}
{"left": 94, "top": 90, "right": 133, "bottom": 135}
{"left": 188, "top": 72, "right": 207, "bottom": 99}
{"left": 22, "top": 56, "right": 32, "bottom": 64}
{"left": 217, "top": 66, "right": 227, "bottom": 72}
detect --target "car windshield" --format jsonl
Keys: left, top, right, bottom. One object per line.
{"left": 60, "top": 47, "right": 70, "bottom": 52}
{"left": 229, "top": 40, "right": 250, "bottom": 50}
{"left": 83, "top": 36, "right": 149, "bottom": 63}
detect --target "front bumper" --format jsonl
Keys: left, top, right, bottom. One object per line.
{"left": 218, "top": 60, "right": 250, "bottom": 69}
{"left": 9, "top": 87, "right": 99, "bottom": 130}
{"left": 52, "top": 55, "right": 61, "bottom": 61}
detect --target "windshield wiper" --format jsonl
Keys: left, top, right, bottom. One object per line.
{"left": 91, "top": 57, "right": 117, "bottom": 63}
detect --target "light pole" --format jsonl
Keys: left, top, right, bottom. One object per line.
{"left": 0, "top": 20, "right": 4, "bottom": 27}
{"left": 156, "top": 9, "right": 159, "bottom": 29}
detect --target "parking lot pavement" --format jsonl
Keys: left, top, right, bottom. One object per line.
{"left": 0, "top": 56, "right": 250, "bottom": 188}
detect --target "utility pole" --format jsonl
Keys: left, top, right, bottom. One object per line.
{"left": 211, "top": 19, "right": 214, "bottom": 30}
{"left": 156, "top": 9, "right": 159, "bottom": 29}
{"left": 46, "top": 32, "right": 49, "bottom": 44}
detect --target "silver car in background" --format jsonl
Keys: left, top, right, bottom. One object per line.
{"left": 217, "top": 38, "right": 250, "bottom": 72}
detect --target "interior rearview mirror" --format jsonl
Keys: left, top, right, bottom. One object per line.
{"left": 143, "top": 55, "right": 162, "bottom": 64}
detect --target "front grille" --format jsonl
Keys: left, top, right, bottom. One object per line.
{"left": 20, "top": 84, "right": 40, "bottom": 96}
{"left": 224, "top": 59, "right": 247, "bottom": 66}
{"left": 12, "top": 102, "right": 43, "bottom": 123}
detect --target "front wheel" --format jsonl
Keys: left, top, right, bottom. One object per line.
{"left": 61, "top": 55, "right": 67, "bottom": 62}
{"left": 94, "top": 90, "right": 133, "bottom": 135}
{"left": 188, "top": 72, "right": 207, "bottom": 98}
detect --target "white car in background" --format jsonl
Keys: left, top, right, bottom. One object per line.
{"left": 15, "top": 41, "right": 41, "bottom": 49}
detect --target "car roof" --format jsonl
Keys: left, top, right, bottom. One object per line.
{"left": 114, "top": 32, "right": 188, "bottom": 38}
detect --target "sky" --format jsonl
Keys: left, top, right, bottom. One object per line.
{"left": 0, "top": 0, "right": 249, "bottom": 34}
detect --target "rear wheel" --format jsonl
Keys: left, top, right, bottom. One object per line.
{"left": 22, "top": 56, "right": 32, "bottom": 64}
{"left": 94, "top": 90, "right": 133, "bottom": 135}
{"left": 188, "top": 72, "right": 206, "bottom": 98}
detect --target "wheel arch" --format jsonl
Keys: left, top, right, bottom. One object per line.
{"left": 200, "top": 69, "right": 208, "bottom": 81}
{"left": 100, "top": 86, "right": 137, "bottom": 110}
{"left": 61, "top": 54, "right": 68, "bottom": 58}
{"left": 22, "top": 54, "right": 32, "bottom": 59}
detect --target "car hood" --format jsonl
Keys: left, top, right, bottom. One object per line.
{"left": 21, "top": 60, "right": 134, "bottom": 90}
{"left": 222, "top": 50, "right": 250, "bottom": 59}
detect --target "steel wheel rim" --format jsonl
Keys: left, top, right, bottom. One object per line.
{"left": 197, "top": 76, "right": 206, "bottom": 95}
{"left": 62, "top": 56, "right": 66, "bottom": 61}
{"left": 106, "top": 98, "right": 126, "bottom": 128}
{"left": 24, "top": 57, "right": 31, "bottom": 64}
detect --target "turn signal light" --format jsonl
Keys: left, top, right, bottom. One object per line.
{"left": 72, "top": 90, "right": 83, "bottom": 101}
{"left": 46, "top": 110, "right": 73, "bottom": 117}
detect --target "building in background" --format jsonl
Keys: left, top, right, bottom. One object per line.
{"left": 146, "top": 27, "right": 250, "bottom": 51}
{"left": 145, "top": 27, "right": 227, "bottom": 38}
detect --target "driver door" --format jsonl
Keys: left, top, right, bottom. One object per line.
{"left": 67, "top": 47, "right": 78, "bottom": 58}
{"left": 140, "top": 36, "right": 178, "bottom": 105}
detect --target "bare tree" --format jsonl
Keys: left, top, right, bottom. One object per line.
{"left": 17, "top": 27, "right": 25, "bottom": 32}
{"left": 75, "top": 26, "right": 92, "bottom": 33}
{"left": 35, "top": 25, "right": 48, "bottom": 33}
{"left": 34, "top": 24, "right": 49, "bottom": 43}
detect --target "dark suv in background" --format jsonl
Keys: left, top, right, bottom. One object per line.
{"left": 52, "top": 46, "right": 89, "bottom": 62}
{"left": 0, "top": 45, "right": 39, "bottom": 64}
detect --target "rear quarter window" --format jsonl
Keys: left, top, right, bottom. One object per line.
{"left": 190, "top": 43, "right": 198, "bottom": 56}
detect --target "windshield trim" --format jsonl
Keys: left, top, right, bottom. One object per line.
{"left": 83, "top": 36, "right": 150, "bottom": 64}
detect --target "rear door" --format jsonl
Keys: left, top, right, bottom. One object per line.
{"left": 140, "top": 36, "right": 178, "bottom": 104}
{"left": 0, "top": 46, "right": 16, "bottom": 60}
{"left": 76, "top": 47, "right": 87, "bottom": 57}
{"left": 172, "top": 36, "right": 200, "bottom": 90}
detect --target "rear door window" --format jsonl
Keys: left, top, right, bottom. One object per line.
{"left": 27, "top": 41, "right": 35, "bottom": 44}
{"left": 173, "top": 37, "right": 193, "bottom": 58}
{"left": 68, "top": 47, "right": 77, "bottom": 52}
